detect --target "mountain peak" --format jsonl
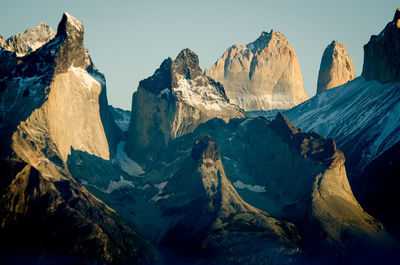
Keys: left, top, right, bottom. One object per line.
{"left": 271, "top": 112, "right": 300, "bottom": 138}
{"left": 317, "top": 40, "right": 355, "bottom": 94}
{"left": 362, "top": 8, "right": 400, "bottom": 82}
{"left": 246, "top": 30, "right": 287, "bottom": 52}
{"left": 172, "top": 48, "right": 202, "bottom": 79}
{"left": 393, "top": 8, "right": 400, "bottom": 23}
{"left": 57, "top": 12, "right": 84, "bottom": 39}
{"left": 0, "top": 21, "right": 55, "bottom": 57}
{"left": 191, "top": 135, "right": 220, "bottom": 161}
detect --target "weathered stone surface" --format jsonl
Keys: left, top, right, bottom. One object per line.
{"left": 154, "top": 134, "right": 302, "bottom": 264}
{"left": 362, "top": 8, "right": 400, "bottom": 83}
{"left": 126, "top": 48, "right": 246, "bottom": 165}
{"left": 317, "top": 40, "right": 355, "bottom": 94}
{"left": 205, "top": 30, "right": 309, "bottom": 111}
{"left": 0, "top": 13, "right": 158, "bottom": 264}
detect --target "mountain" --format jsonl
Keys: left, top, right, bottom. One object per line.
{"left": 1, "top": 8, "right": 400, "bottom": 265}
{"left": 362, "top": 8, "right": 400, "bottom": 83}
{"left": 205, "top": 30, "right": 309, "bottom": 111}
{"left": 285, "top": 8, "right": 400, "bottom": 243}
{"left": 0, "top": 22, "right": 55, "bottom": 57}
{"left": 0, "top": 23, "right": 54, "bottom": 77}
{"left": 317, "top": 40, "right": 355, "bottom": 94}
{"left": 109, "top": 105, "right": 131, "bottom": 132}
{"left": 82, "top": 110, "right": 398, "bottom": 264}
{"left": 174, "top": 114, "right": 396, "bottom": 264}
{"left": 154, "top": 134, "right": 303, "bottom": 264}
{"left": 125, "top": 48, "right": 246, "bottom": 165}
{"left": 0, "top": 13, "right": 158, "bottom": 264}
{"left": 285, "top": 8, "right": 400, "bottom": 184}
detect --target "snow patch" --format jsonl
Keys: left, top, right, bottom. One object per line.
{"left": 233, "top": 180, "right": 266, "bottom": 193}
{"left": 137, "top": 184, "right": 151, "bottom": 190}
{"left": 285, "top": 77, "right": 400, "bottom": 171}
{"left": 173, "top": 75, "right": 233, "bottom": 111}
{"left": 114, "top": 141, "right": 145, "bottom": 176}
{"left": 104, "top": 176, "right": 135, "bottom": 194}
{"left": 159, "top": 88, "right": 170, "bottom": 98}
{"left": 79, "top": 179, "right": 88, "bottom": 185}
{"left": 151, "top": 181, "right": 170, "bottom": 201}
{"left": 69, "top": 66, "right": 99, "bottom": 92}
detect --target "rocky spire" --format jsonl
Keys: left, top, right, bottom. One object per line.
{"left": 394, "top": 8, "right": 400, "bottom": 26}
{"left": 172, "top": 48, "right": 202, "bottom": 80}
{"left": 205, "top": 30, "right": 309, "bottom": 111}
{"left": 191, "top": 134, "right": 220, "bottom": 161}
{"left": 57, "top": 12, "right": 84, "bottom": 40}
{"left": 317, "top": 40, "right": 355, "bottom": 94}
{"left": 53, "top": 12, "right": 88, "bottom": 73}
{"left": 246, "top": 30, "right": 286, "bottom": 53}
{"left": 126, "top": 49, "right": 245, "bottom": 165}
{"left": 362, "top": 8, "right": 400, "bottom": 83}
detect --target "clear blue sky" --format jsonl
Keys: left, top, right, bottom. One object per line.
{"left": 1, "top": 1, "right": 399, "bottom": 110}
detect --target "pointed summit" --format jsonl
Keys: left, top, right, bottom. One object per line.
{"left": 126, "top": 49, "right": 245, "bottom": 164}
{"left": 57, "top": 12, "right": 84, "bottom": 40}
{"left": 154, "top": 134, "right": 301, "bottom": 262}
{"left": 172, "top": 48, "right": 202, "bottom": 80}
{"left": 0, "top": 21, "right": 55, "bottom": 57}
{"left": 191, "top": 134, "right": 220, "bottom": 161}
{"left": 393, "top": 8, "right": 400, "bottom": 23}
{"left": 317, "top": 40, "right": 355, "bottom": 94}
{"left": 51, "top": 12, "right": 88, "bottom": 73}
{"left": 363, "top": 8, "right": 400, "bottom": 82}
{"left": 246, "top": 30, "right": 287, "bottom": 52}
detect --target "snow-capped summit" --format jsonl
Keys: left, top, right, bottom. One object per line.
{"left": 205, "top": 30, "right": 309, "bottom": 112}
{"left": 126, "top": 48, "right": 245, "bottom": 164}
{"left": 0, "top": 21, "right": 55, "bottom": 57}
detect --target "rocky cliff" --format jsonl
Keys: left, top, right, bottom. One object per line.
{"left": 205, "top": 30, "right": 309, "bottom": 111}
{"left": 154, "top": 134, "right": 302, "bottom": 264}
{"left": 0, "top": 13, "right": 157, "bottom": 264}
{"left": 144, "top": 114, "right": 397, "bottom": 264}
{"left": 363, "top": 8, "right": 400, "bottom": 83}
{"left": 285, "top": 10, "right": 400, "bottom": 256}
{"left": 317, "top": 40, "right": 355, "bottom": 94}
{"left": 285, "top": 9, "right": 400, "bottom": 209}
{"left": 126, "top": 48, "right": 246, "bottom": 165}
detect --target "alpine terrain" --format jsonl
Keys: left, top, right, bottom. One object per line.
{"left": 0, "top": 13, "right": 159, "bottom": 265}
{"left": 0, "top": 8, "right": 399, "bottom": 265}
{"left": 286, "top": 8, "right": 400, "bottom": 244}
{"left": 316, "top": 40, "right": 356, "bottom": 94}
{"left": 205, "top": 30, "right": 309, "bottom": 112}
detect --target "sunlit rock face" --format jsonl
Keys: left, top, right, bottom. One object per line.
{"left": 363, "top": 8, "right": 400, "bottom": 83}
{"left": 317, "top": 40, "right": 355, "bottom": 94}
{"left": 0, "top": 13, "right": 159, "bottom": 264}
{"left": 205, "top": 30, "right": 309, "bottom": 111}
{"left": 126, "top": 48, "right": 246, "bottom": 165}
